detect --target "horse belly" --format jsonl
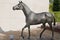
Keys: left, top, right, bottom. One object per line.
{"left": 30, "top": 20, "right": 45, "bottom": 25}
{"left": 29, "top": 18, "right": 45, "bottom": 25}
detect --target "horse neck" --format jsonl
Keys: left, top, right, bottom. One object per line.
{"left": 22, "top": 3, "right": 32, "bottom": 17}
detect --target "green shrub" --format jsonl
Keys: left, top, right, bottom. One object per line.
{"left": 49, "top": 4, "right": 60, "bottom": 22}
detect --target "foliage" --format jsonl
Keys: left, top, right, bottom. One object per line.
{"left": 49, "top": 4, "right": 60, "bottom": 22}
{"left": 53, "top": 0, "right": 60, "bottom": 11}
{"left": 49, "top": 0, "right": 60, "bottom": 22}
{"left": 49, "top": 0, "right": 53, "bottom": 4}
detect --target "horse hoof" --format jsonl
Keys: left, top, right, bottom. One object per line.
{"left": 22, "top": 36, "right": 24, "bottom": 39}
{"left": 39, "top": 38, "right": 42, "bottom": 40}
{"left": 21, "top": 35, "right": 24, "bottom": 39}
{"left": 51, "top": 38, "right": 54, "bottom": 40}
{"left": 27, "top": 37, "right": 30, "bottom": 40}
{"left": 40, "top": 36, "right": 41, "bottom": 39}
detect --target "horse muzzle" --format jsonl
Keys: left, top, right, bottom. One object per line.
{"left": 13, "top": 7, "right": 15, "bottom": 10}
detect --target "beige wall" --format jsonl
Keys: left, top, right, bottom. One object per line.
{"left": 0, "top": 0, "right": 49, "bottom": 32}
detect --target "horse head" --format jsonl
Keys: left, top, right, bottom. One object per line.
{"left": 13, "top": 1, "right": 23, "bottom": 10}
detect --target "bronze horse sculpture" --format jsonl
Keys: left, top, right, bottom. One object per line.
{"left": 13, "top": 1, "right": 56, "bottom": 40}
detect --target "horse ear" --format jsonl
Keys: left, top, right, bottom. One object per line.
{"left": 19, "top": 1, "right": 22, "bottom": 3}
{"left": 20, "top": 1, "right": 22, "bottom": 3}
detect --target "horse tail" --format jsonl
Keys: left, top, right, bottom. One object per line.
{"left": 53, "top": 16, "right": 56, "bottom": 26}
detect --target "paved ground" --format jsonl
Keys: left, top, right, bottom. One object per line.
{"left": 20, "top": 28, "right": 60, "bottom": 40}
{"left": 0, "top": 23, "right": 60, "bottom": 40}
{"left": 0, "top": 28, "right": 59, "bottom": 40}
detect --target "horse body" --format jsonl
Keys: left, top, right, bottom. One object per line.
{"left": 26, "top": 12, "right": 46, "bottom": 25}
{"left": 13, "top": 1, "right": 55, "bottom": 40}
{"left": 25, "top": 11, "right": 54, "bottom": 25}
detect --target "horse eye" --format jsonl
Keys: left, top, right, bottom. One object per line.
{"left": 18, "top": 4, "right": 20, "bottom": 5}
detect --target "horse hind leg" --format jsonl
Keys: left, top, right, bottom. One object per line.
{"left": 48, "top": 23, "right": 54, "bottom": 40}
{"left": 40, "top": 23, "right": 46, "bottom": 38}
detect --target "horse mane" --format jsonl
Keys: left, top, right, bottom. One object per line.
{"left": 21, "top": 2, "right": 33, "bottom": 13}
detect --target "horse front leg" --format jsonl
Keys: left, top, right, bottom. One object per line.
{"left": 28, "top": 25, "right": 30, "bottom": 39}
{"left": 21, "top": 25, "right": 27, "bottom": 39}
